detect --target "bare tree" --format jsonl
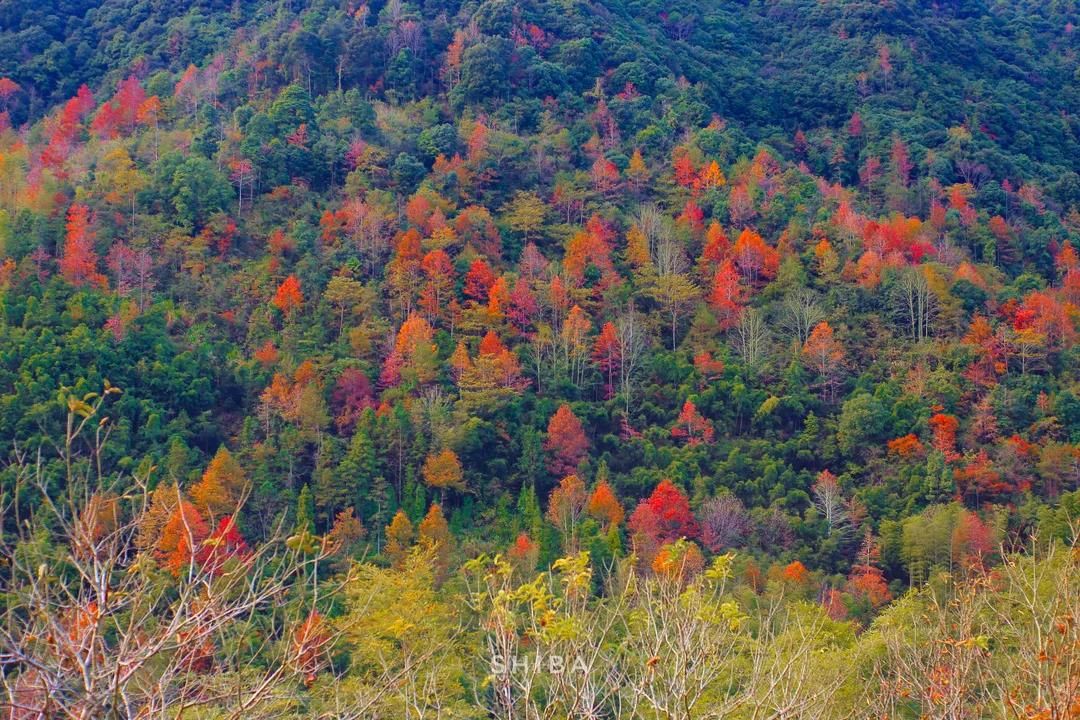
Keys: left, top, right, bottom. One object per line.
{"left": 619, "top": 557, "right": 745, "bottom": 720}
{"left": 984, "top": 536, "right": 1079, "bottom": 720}
{"left": 734, "top": 307, "right": 770, "bottom": 367}
{"left": 812, "top": 471, "right": 852, "bottom": 538}
{"left": 780, "top": 289, "right": 825, "bottom": 346}
{"left": 894, "top": 266, "right": 935, "bottom": 342}
{"left": 744, "top": 601, "right": 855, "bottom": 720}
{"left": 633, "top": 203, "right": 666, "bottom": 260}
{"left": 615, "top": 309, "right": 648, "bottom": 414}
{"left": 869, "top": 580, "right": 992, "bottom": 720}
{"left": 0, "top": 387, "right": 346, "bottom": 720}
{"left": 699, "top": 495, "right": 751, "bottom": 552}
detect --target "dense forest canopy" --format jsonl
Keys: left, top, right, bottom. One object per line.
{"left": 0, "top": 0, "right": 1078, "bottom": 717}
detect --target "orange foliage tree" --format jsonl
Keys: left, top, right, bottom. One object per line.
{"left": 60, "top": 203, "right": 106, "bottom": 287}
{"left": 586, "top": 478, "right": 625, "bottom": 528}
{"left": 708, "top": 258, "right": 745, "bottom": 330}
{"left": 422, "top": 448, "right": 465, "bottom": 492}
{"left": 272, "top": 274, "right": 304, "bottom": 315}
{"left": 190, "top": 446, "right": 248, "bottom": 519}
{"left": 156, "top": 499, "right": 210, "bottom": 576}
{"left": 544, "top": 404, "right": 589, "bottom": 477}
{"left": 671, "top": 399, "right": 714, "bottom": 445}
{"left": 546, "top": 474, "right": 588, "bottom": 547}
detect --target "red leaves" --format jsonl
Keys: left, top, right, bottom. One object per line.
{"left": 693, "top": 351, "right": 725, "bottom": 381}
{"left": 507, "top": 532, "right": 538, "bottom": 575}
{"left": 545, "top": 404, "right": 589, "bottom": 477}
{"left": 272, "top": 275, "right": 303, "bottom": 315}
{"left": 671, "top": 399, "right": 714, "bottom": 445}
{"left": 285, "top": 122, "right": 309, "bottom": 148}
{"left": 651, "top": 540, "right": 705, "bottom": 583}
{"left": 847, "top": 531, "right": 891, "bottom": 608}
{"left": 586, "top": 479, "right": 624, "bottom": 528}
{"left": 954, "top": 450, "right": 1012, "bottom": 503}
{"left": 708, "top": 258, "right": 745, "bottom": 330}
{"left": 929, "top": 413, "right": 960, "bottom": 461}
{"left": 781, "top": 560, "right": 810, "bottom": 585}
{"left": 381, "top": 314, "right": 437, "bottom": 387}
{"left": 1016, "top": 290, "right": 1075, "bottom": 348}
{"left": 802, "top": 321, "right": 844, "bottom": 377}
{"left": 564, "top": 214, "right": 616, "bottom": 287}
{"left": 419, "top": 249, "right": 455, "bottom": 320}
{"left": 592, "top": 322, "right": 621, "bottom": 397}
{"left": 627, "top": 480, "right": 698, "bottom": 571}
{"left": 590, "top": 156, "right": 619, "bottom": 196}
{"left": 887, "top": 434, "right": 925, "bottom": 457}
{"left": 156, "top": 500, "right": 209, "bottom": 576}
{"left": 90, "top": 76, "right": 145, "bottom": 138}
{"left": 677, "top": 199, "right": 704, "bottom": 233}
{"left": 253, "top": 341, "right": 280, "bottom": 366}
{"left": 40, "top": 85, "right": 94, "bottom": 173}
{"left": 195, "top": 515, "right": 251, "bottom": 577}
{"left": 950, "top": 510, "right": 995, "bottom": 571}
{"left": 331, "top": 368, "right": 375, "bottom": 432}
{"left": 632, "top": 479, "right": 700, "bottom": 544}
{"left": 290, "top": 611, "right": 330, "bottom": 688}
{"left": 0, "top": 77, "right": 19, "bottom": 102}
{"left": 466, "top": 121, "right": 488, "bottom": 163}
{"left": 59, "top": 204, "right": 106, "bottom": 288}
{"left": 672, "top": 146, "right": 696, "bottom": 187}
{"left": 464, "top": 258, "right": 496, "bottom": 301}
{"left": 962, "top": 315, "right": 1006, "bottom": 386}
{"left": 698, "top": 222, "right": 730, "bottom": 273}
{"left": 478, "top": 329, "right": 506, "bottom": 356}
{"left": 732, "top": 228, "right": 779, "bottom": 285}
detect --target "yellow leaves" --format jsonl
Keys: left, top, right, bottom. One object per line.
{"left": 705, "top": 552, "right": 736, "bottom": 584}
{"left": 625, "top": 224, "right": 652, "bottom": 270}
{"left": 190, "top": 446, "right": 248, "bottom": 518}
{"left": 285, "top": 528, "right": 320, "bottom": 554}
{"left": 60, "top": 383, "right": 120, "bottom": 419}
{"left": 697, "top": 160, "right": 726, "bottom": 190}
{"left": 67, "top": 396, "right": 96, "bottom": 419}
{"left": 754, "top": 395, "right": 781, "bottom": 419}
{"left": 511, "top": 575, "right": 556, "bottom": 614}
{"left": 946, "top": 125, "right": 972, "bottom": 144}
{"left": 695, "top": 598, "right": 747, "bottom": 633}
{"left": 540, "top": 614, "right": 585, "bottom": 643}
{"left": 503, "top": 190, "right": 547, "bottom": 239}
{"left": 552, "top": 552, "right": 592, "bottom": 598}
{"left": 422, "top": 448, "right": 465, "bottom": 491}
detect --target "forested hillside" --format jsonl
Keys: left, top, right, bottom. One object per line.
{"left": 0, "top": 0, "right": 1078, "bottom": 717}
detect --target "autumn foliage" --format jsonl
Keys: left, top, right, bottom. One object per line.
{"left": 545, "top": 404, "right": 589, "bottom": 477}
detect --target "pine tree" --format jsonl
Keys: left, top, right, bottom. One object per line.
{"left": 335, "top": 417, "right": 379, "bottom": 520}
{"left": 295, "top": 484, "right": 315, "bottom": 534}
{"left": 517, "top": 480, "right": 543, "bottom": 538}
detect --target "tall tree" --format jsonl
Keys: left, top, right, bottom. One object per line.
{"left": 545, "top": 404, "right": 589, "bottom": 477}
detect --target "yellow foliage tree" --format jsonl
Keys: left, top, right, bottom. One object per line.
{"left": 418, "top": 503, "right": 452, "bottom": 584}
{"left": 422, "top": 448, "right": 465, "bottom": 492}
{"left": 190, "top": 446, "right": 248, "bottom": 519}
{"left": 384, "top": 510, "right": 414, "bottom": 569}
